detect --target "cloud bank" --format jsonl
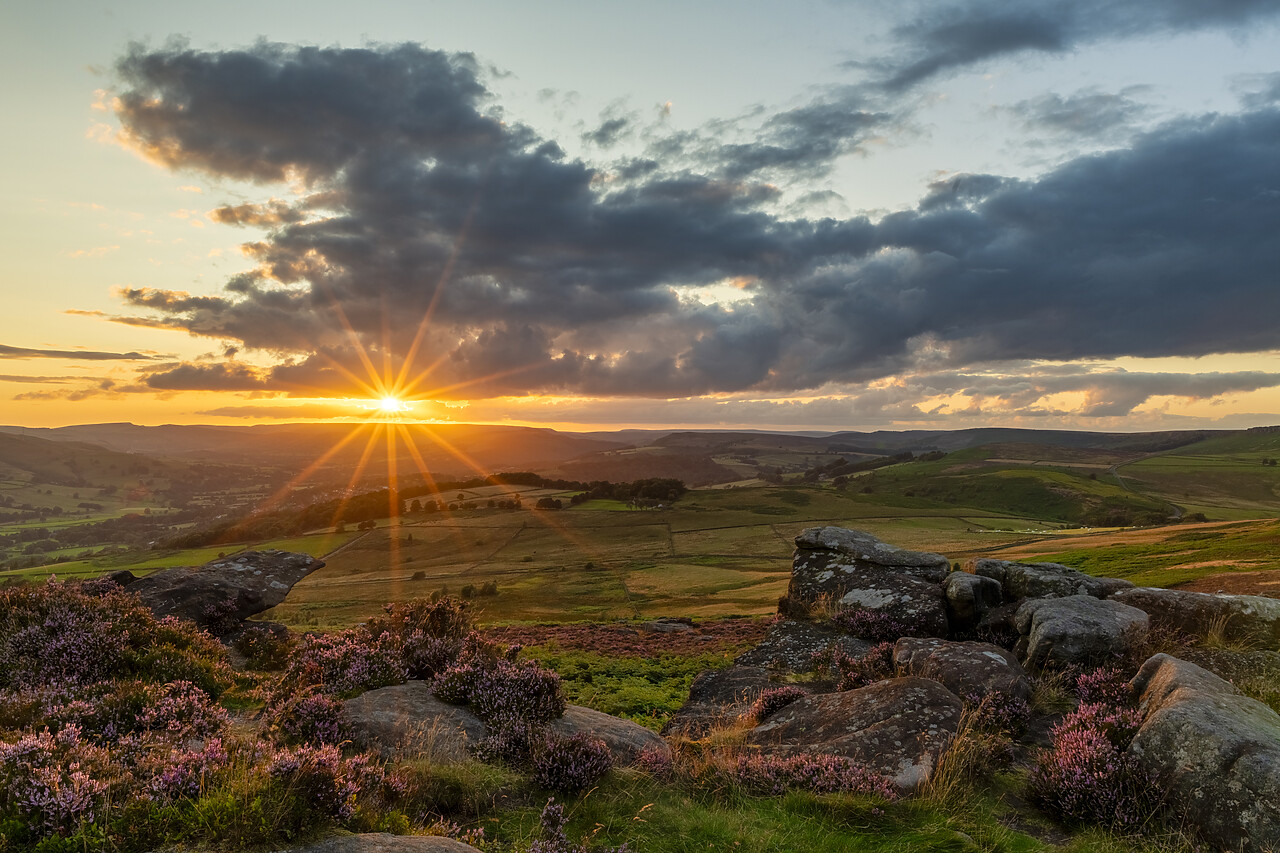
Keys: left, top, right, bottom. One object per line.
{"left": 95, "top": 30, "right": 1280, "bottom": 420}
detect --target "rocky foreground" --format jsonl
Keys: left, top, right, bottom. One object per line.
{"left": 88, "top": 535, "right": 1280, "bottom": 852}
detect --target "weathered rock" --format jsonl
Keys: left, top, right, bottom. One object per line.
{"left": 106, "top": 569, "right": 138, "bottom": 588}
{"left": 1014, "top": 595, "right": 1148, "bottom": 668}
{"left": 893, "top": 637, "right": 1031, "bottom": 701}
{"left": 129, "top": 550, "right": 325, "bottom": 632}
{"left": 746, "top": 676, "right": 962, "bottom": 792}
{"left": 1128, "top": 654, "right": 1280, "bottom": 853}
{"left": 1112, "top": 587, "right": 1280, "bottom": 649}
{"left": 943, "top": 572, "right": 1003, "bottom": 632}
{"left": 280, "top": 834, "right": 481, "bottom": 852}
{"left": 971, "top": 559, "right": 1133, "bottom": 602}
{"left": 661, "top": 665, "right": 774, "bottom": 737}
{"left": 825, "top": 566, "right": 950, "bottom": 638}
{"left": 793, "top": 527, "right": 951, "bottom": 589}
{"left": 550, "top": 705, "right": 670, "bottom": 765}
{"left": 346, "top": 682, "right": 664, "bottom": 766}
{"left": 735, "top": 619, "right": 870, "bottom": 673}
{"left": 345, "top": 681, "right": 485, "bottom": 760}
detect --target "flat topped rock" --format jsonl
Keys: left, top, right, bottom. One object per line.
{"left": 128, "top": 549, "right": 325, "bottom": 632}
{"left": 747, "top": 676, "right": 962, "bottom": 793}
{"left": 971, "top": 559, "right": 1132, "bottom": 602}
{"left": 794, "top": 527, "right": 950, "bottom": 582}
{"left": 1112, "top": 587, "right": 1280, "bottom": 649}
{"left": 1014, "top": 594, "right": 1148, "bottom": 668}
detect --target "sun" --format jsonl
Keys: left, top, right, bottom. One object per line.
{"left": 376, "top": 395, "right": 408, "bottom": 413}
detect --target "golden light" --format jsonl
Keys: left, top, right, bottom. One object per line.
{"left": 377, "top": 395, "right": 408, "bottom": 413}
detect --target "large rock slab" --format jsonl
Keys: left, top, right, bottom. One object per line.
{"left": 971, "top": 559, "right": 1132, "bottom": 602}
{"left": 550, "top": 705, "right": 669, "bottom": 766}
{"left": 280, "top": 835, "right": 481, "bottom": 852}
{"left": 1014, "top": 595, "right": 1148, "bottom": 668}
{"left": 346, "top": 682, "right": 662, "bottom": 766}
{"left": 746, "top": 676, "right": 962, "bottom": 792}
{"left": 736, "top": 619, "right": 871, "bottom": 673}
{"left": 793, "top": 527, "right": 951, "bottom": 591}
{"left": 1112, "top": 587, "right": 1280, "bottom": 649}
{"left": 1128, "top": 654, "right": 1280, "bottom": 853}
{"left": 345, "top": 681, "right": 485, "bottom": 760}
{"left": 893, "top": 637, "right": 1031, "bottom": 701}
{"left": 129, "top": 550, "right": 324, "bottom": 632}
{"left": 661, "top": 665, "right": 775, "bottom": 737}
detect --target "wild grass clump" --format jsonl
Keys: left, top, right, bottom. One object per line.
{"left": 740, "top": 686, "right": 807, "bottom": 725}
{"left": 531, "top": 798, "right": 631, "bottom": 853}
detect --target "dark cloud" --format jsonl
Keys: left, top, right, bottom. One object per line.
{"left": 582, "top": 116, "right": 631, "bottom": 148}
{"left": 1007, "top": 86, "right": 1153, "bottom": 140}
{"left": 108, "top": 42, "right": 1280, "bottom": 403}
{"left": 13, "top": 379, "right": 125, "bottom": 402}
{"left": 0, "top": 343, "right": 154, "bottom": 361}
{"left": 871, "top": 0, "right": 1280, "bottom": 91}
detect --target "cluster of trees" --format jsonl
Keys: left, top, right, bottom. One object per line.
{"left": 157, "top": 475, "right": 688, "bottom": 549}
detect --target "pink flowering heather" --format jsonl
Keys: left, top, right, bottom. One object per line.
{"left": 635, "top": 744, "right": 674, "bottom": 780}
{"left": 0, "top": 725, "right": 114, "bottom": 837}
{"left": 1074, "top": 666, "right": 1133, "bottom": 707}
{"left": 734, "top": 752, "right": 898, "bottom": 799}
{"left": 285, "top": 628, "right": 408, "bottom": 695}
{"left": 233, "top": 623, "right": 294, "bottom": 670}
{"left": 268, "top": 690, "right": 352, "bottom": 746}
{"left": 1028, "top": 724, "right": 1154, "bottom": 829}
{"left": 137, "top": 680, "right": 229, "bottom": 739}
{"left": 1056, "top": 701, "right": 1143, "bottom": 750}
{"left": 531, "top": 732, "right": 613, "bottom": 793}
{"left": 140, "top": 737, "right": 230, "bottom": 801}
{"left": 830, "top": 607, "right": 934, "bottom": 642}
{"left": 742, "top": 686, "right": 807, "bottom": 725}
{"left": 267, "top": 743, "right": 379, "bottom": 821}
{"left": 964, "top": 690, "right": 1031, "bottom": 737}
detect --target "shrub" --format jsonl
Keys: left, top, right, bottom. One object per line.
{"left": 0, "top": 725, "right": 114, "bottom": 838}
{"left": 733, "top": 752, "right": 898, "bottom": 799}
{"left": 137, "top": 680, "right": 229, "bottom": 739}
{"left": 635, "top": 744, "right": 674, "bottom": 780}
{"left": 531, "top": 798, "right": 631, "bottom": 853}
{"left": 531, "top": 732, "right": 612, "bottom": 793}
{"left": 964, "top": 690, "right": 1031, "bottom": 738}
{"left": 268, "top": 690, "right": 351, "bottom": 746}
{"left": 1074, "top": 666, "right": 1133, "bottom": 707}
{"left": 233, "top": 624, "right": 293, "bottom": 671}
{"left": 139, "top": 738, "right": 230, "bottom": 801}
{"left": 434, "top": 640, "right": 565, "bottom": 727}
{"left": 284, "top": 629, "right": 407, "bottom": 695}
{"left": 830, "top": 607, "right": 933, "bottom": 642}
{"left": 199, "top": 596, "right": 243, "bottom": 636}
{"left": 741, "top": 686, "right": 807, "bottom": 725}
{"left": 267, "top": 744, "right": 381, "bottom": 821}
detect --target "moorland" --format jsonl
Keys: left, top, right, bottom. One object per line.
{"left": 2, "top": 421, "right": 1280, "bottom": 852}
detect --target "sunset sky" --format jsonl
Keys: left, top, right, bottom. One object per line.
{"left": 3, "top": 0, "right": 1280, "bottom": 432}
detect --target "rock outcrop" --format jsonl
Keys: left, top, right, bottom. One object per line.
{"left": 1112, "top": 587, "right": 1280, "bottom": 649}
{"left": 792, "top": 528, "right": 950, "bottom": 591}
{"left": 746, "top": 676, "right": 962, "bottom": 792}
{"left": 129, "top": 550, "right": 324, "bottom": 633}
{"left": 1014, "top": 594, "right": 1148, "bottom": 667}
{"left": 971, "top": 558, "right": 1133, "bottom": 602}
{"left": 893, "top": 637, "right": 1031, "bottom": 701}
{"left": 1128, "top": 654, "right": 1280, "bottom": 853}
{"left": 550, "top": 705, "right": 669, "bottom": 765}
